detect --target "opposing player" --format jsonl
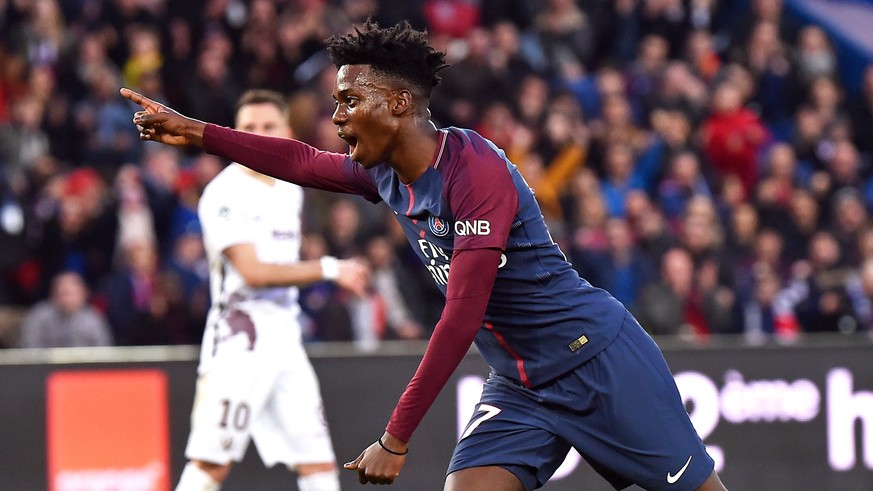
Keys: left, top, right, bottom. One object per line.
{"left": 122, "top": 20, "right": 728, "bottom": 491}
{"left": 174, "top": 89, "right": 369, "bottom": 491}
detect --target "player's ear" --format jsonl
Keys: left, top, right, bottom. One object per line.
{"left": 391, "top": 89, "right": 413, "bottom": 116}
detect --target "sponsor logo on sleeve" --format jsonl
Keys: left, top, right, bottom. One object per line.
{"left": 454, "top": 220, "right": 491, "bottom": 236}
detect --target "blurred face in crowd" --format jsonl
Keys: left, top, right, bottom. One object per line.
{"left": 328, "top": 199, "right": 361, "bottom": 243}
{"left": 809, "top": 76, "right": 841, "bottom": 110}
{"left": 833, "top": 192, "right": 867, "bottom": 234}
{"left": 663, "top": 248, "right": 694, "bottom": 297}
{"left": 731, "top": 203, "right": 759, "bottom": 243}
{"left": 712, "top": 83, "right": 743, "bottom": 113}
{"left": 517, "top": 75, "right": 549, "bottom": 121}
{"left": 828, "top": 140, "right": 860, "bottom": 183}
{"left": 670, "top": 151, "right": 700, "bottom": 188}
{"left": 808, "top": 232, "right": 840, "bottom": 270}
{"left": 754, "top": 0, "right": 784, "bottom": 19}
{"left": 790, "top": 189, "right": 819, "bottom": 230}
{"left": 605, "top": 143, "right": 634, "bottom": 180}
{"left": 126, "top": 241, "right": 158, "bottom": 275}
{"left": 754, "top": 229, "right": 783, "bottom": 264}
{"left": 767, "top": 143, "right": 796, "bottom": 179}
{"left": 602, "top": 94, "right": 632, "bottom": 126}
{"left": 366, "top": 236, "right": 394, "bottom": 269}
{"left": 639, "top": 35, "right": 668, "bottom": 70}
{"left": 755, "top": 270, "right": 780, "bottom": 306}
{"left": 605, "top": 218, "right": 633, "bottom": 254}
{"left": 52, "top": 272, "right": 88, "bottom": 315}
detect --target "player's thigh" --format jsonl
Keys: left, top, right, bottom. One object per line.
{"left": 561, "top": 317, "right": 714, "bottom": 491}
{"left": 448, "top": 378, "right": 571, "bottom": 491}
{"left": 251, "top": 350, "right": 335, "bottom": 466}
{"left": 268, "top": 346, "right": 330, "bottom": 438}
{"left": 186, "top": 349, "right": 280, "bottom": 462}
{"left": 445, "top": 466, "right": 525, "bottom": 491}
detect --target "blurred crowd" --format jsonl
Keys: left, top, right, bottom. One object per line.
{"left": 3, "top": 0, "right": 873, "bottom": 349}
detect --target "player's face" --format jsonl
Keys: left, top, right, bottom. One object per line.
{"left": 235, "top": 103, "right": 292, "bottom": 138}
{"left": 332, "top": 64, "right": 398, "bottom": 168}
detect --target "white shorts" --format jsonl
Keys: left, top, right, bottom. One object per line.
{"left": 185, "top": 305, "right": 336, "bottom": 467}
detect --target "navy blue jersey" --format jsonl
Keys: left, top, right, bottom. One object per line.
{"left": 362, "top": 128, "right": 626, "bottom": 387}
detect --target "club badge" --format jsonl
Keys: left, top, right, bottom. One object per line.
{"left": 428, "top": 215, "right": 450, "bottom": 237}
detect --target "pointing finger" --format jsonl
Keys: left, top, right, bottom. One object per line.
{"left": 120, "top": 87, "right": 159, "bottom": 111}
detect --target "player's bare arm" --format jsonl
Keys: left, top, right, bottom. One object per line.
{"left": 224, "top": 244, "right": 369, "bottom": 297}
{"left": 120, "top": 87, "right": 206, "bottom": 147}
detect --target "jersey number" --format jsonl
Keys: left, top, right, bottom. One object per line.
{"left": 460, "top": 403, "right": 501, "bottom": 441}
{"left": 219, "top": 399, "right": 250, "bottom": 430}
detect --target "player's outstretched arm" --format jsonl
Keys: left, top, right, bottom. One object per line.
{"left": 120, "top": 88, "right": 207, "bottom": 147}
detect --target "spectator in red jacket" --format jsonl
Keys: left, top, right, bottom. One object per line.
{"left": 701, "top": 80, "right": 770, "bottom": 199}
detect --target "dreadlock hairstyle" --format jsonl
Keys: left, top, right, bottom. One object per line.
{"left": 326, "top": 19, "right": 449, "bottom": 99}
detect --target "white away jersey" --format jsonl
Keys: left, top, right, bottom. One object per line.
{"left": 198, "top": 164, "right": 305, "bottom": 314}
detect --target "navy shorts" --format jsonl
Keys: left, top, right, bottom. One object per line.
{"left": 448, "top": 314, "right": 714, "bottom": 490}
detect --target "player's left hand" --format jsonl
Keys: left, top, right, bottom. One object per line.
{"left": 344, "top": 432, "right": 407, "bottom": 485}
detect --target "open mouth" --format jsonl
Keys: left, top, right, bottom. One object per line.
{"left": 338, "top": 132, "right": 358, "bottom": 156}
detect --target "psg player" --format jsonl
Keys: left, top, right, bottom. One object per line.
{"left": 122, "top": 19, "right": 728, "bottom": 491}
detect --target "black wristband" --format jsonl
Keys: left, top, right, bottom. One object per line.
{"left": 378, "top": 437, "right": 409, "bottom": 456}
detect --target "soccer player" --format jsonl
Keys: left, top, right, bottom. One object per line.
{"left": 122, "top": 20, "right": 729, "bottom": 491}
{"left": 174, "top": 89, "right": 369, "bottom": 491}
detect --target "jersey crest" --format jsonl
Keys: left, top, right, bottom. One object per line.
{"left": 428, "top": 215, "right": 451, "bottom": 237}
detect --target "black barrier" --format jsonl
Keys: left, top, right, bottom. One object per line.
{"left": 1, "top": 337, "right": 872, "bottom": 490}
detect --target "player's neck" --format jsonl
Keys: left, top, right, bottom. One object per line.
{"left": 235, "top": 163, "right": 276, "bottom": 186}
{"left": 389, "top": 120, "right": 440, "bottom": 185}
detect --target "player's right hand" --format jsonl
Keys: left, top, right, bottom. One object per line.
{"left": 343, "top": 436, "right": 407, "bottom": 485}
{"left": 120, "top": 87, "right": 206, "bottom": 147}
{"left": 336, "top": 259, "right": 370, "bottom": 298}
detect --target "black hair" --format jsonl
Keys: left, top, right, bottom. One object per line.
{"left": 326, "top": 19, "right": 449, "bottom": 99}
{"left": 234, "top": 89, "right": 288, "bottom": 116}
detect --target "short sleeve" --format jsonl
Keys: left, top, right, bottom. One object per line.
{"left": 198, "top": 181, "right": 252, "bottom": 254}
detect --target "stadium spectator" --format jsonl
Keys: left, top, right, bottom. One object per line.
{"left": 636, "top": 246, "right": 700, "bottom": 338}
{"left": 789, "top": 230, "right": 856, "bottom": 334}
{"left": 18, "top": 270, "right": 113, "bottom": 348}
{"left": 571, "top": 216, "right": 654, "bottom": 313}
{"left": 846, "top": 257, "right": 873, "bottom": 332}
{"left": 740, "top": 264, "right": 786, "bottom": 343}
{"left": 532, "top": 0, "right": 595, "bottom": 76}
{"left": 849, "top": 64, "right": 873, "bottom": 158}
{"left": 96, "top": 240, "right": 161, "bottom": 346}
{"left": 700, "top": 80, "right": 770, "bottom": 200}
{"left": 365, "top": 236, "right": 425, "bottom": 341}
{"left": 657, "top": 149, "right": 713, "bottom": 223}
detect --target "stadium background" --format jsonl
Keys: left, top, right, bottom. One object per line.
{"left": 1, "top": 0, "right": 873, "bottom": 489}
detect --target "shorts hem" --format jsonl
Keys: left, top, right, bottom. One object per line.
{"left": 447, "top": 463, "right": 537, "bottom": 491}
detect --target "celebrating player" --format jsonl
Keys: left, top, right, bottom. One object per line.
{"left": 174, "top": 89, "right": 369, "bottom": 491}
{"left": 122, "top": 19, "right": 728, "bottom": 491}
